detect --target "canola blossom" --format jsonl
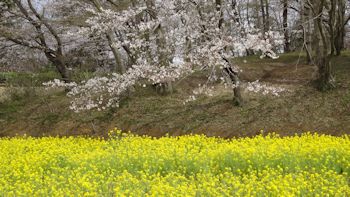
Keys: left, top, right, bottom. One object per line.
{"left": 0, "top": 131, "right": 349, "bottom": 196}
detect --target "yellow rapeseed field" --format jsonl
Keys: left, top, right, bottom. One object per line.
{"left": 0, "top": 130, "right": 349, "bottom": 196}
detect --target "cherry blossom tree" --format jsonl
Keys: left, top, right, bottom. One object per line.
{"left": 45, "top": 0, "right": 284, "bottom": 112}
{"left": 0, "top": 0, "right": 72, "bottom": 81}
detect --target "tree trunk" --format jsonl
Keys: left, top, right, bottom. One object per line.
{"left": 300, "top": 1, "right": 312, "bottom": 62}
{"left": 216, "top": 0, "right": 224, "bottom": 28}
{"left": 219, "top": 0, "right": 243, "bottom": 105}
{"left": 316, "top": 55, "right": 335, "bottom": 91}
{"left": 283, "top": 0, "right": 290, "bottom": 52}
{"left": 329, "top": 0, "right": 336, "bottom": 56}
{"left": 246, "top": 0, "right": 250, "bottom": 25}
{"left": 335, "top": 28, "right": 345, "bottom": 56}
{"left": 260, "top": 0, "right": 266, "bottom": 33}
{"left": 10, "top": 0, "right": 71, "bottom": 82}
{"left": 147, "top": 0, "right": 173, "bottom": 95}
{"left": 313, "top": 0, "right": 335, "bottom": 91}
{"left": 306, "top": 5, "right": 313, "bottom": 64}
{"left": 255, "top": 0, "right": 261, "bottom": 29}
{"left": 45, "top": 52, "right": 70, "bottom": 82}
{"left": 334, "top": 0, "right": 346, "bottom": 56}
{"left": 106, "top": 32, "right": 125, "bottom": 73}
{"left": 265, "top": 0, "right": 270, "bottom": 32}
{"left": 91, "top": 0, "right": 126, "bottom": 74}
{"left": 224, "top": 67, "right": 243, "bottom": 106}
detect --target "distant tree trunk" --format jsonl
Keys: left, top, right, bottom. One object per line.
{"left": 302, "top": 1, "right": 313, "bottom": 64}
{"left": 260, "top": 0, "right": 266, "bottom": 33}
{"left": 328, "top": 0, "right": 336, "bottom": 56}
{"left": 246, "top": 0, "right": 250, "bottom": 25}
{"left": 216, "top": 0, "right": 224, "bottom": 28}
{"left": 265, "top": 0, "right": 270, "bottom": 31}
{"left": 283, "top": 0, "right": 290, "bottom": 52}
{"left": 255, "top": 0, "right": 261, "bottom": 29}
{"left": 335, "top": 27, "right": 345, "bottom": 56}
{"left": 334, "top": 0, "right": 347, "bottom": 56}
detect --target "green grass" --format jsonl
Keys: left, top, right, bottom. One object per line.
{"left": 0, "top": 68, "right": 96, "bottom": 87}
{"left": 0, "top": 71, "right": 60, "bottom": 87}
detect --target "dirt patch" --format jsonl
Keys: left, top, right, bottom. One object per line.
{"left": 240, "top": 62, "right": 316, "bottom": 85}
{"left": 260, "top": 64, "right": 316, "bottom": 84}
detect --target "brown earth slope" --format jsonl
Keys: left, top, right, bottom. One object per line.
{"left": 1, "top": 53, "right": 349, "bottom": 137}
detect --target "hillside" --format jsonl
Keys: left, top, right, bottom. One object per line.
{"left": 1, "top": 52, "right": 349, "bottom": 137}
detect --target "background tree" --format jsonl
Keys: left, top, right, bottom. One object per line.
{"left": 302, "top": 0, "right": 349, "bottom": 91}
{"left": 0, "top": 0, "right": 71, "bottom": 82}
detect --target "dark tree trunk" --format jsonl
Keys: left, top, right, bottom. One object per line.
{"left": 335, "top": 28, "right": 345, "bottom": 56}
{"left": 216, "top": 0, "right": 224, "bottom": 28}
{"left": 91, "top": 0, "right": 125, "bottom": 74}
{"left": 255, "top": 0, "right": 261, "bottom": 29}
{"left": 329, "top": 0, "right": 336, "bottom": 56}
{"left": 265, "top": 0, "right": 270, "bottom": 32}
{"left": 313, "top": 0, "right": 335, "bottom": 91}
{"left": 315, "top": 55, "right": 335, "bottom": 91}
{"left": 224, "top": 67, "right": 243, "bottom": 106}
{"left": 246, "top": 0, "right": 250, "bottom": 25}
{"left": 45, "top": 52, "right": 70, "bottom": 82}
{"left": 283, "top": 0, "right": 290, "bottom": 52}
{"left": 260, "top": 0, "right": 266, "bottom": 33}
{"left": 305, "top": 4, "right": 313, "bottom": 64}
{"left": 334, "top": 0, "right": 347, "bottom": 56}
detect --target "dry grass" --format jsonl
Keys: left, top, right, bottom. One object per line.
{"left": 0, "top": 87, "right": 6, "bottom": 102}
{"left": 0, "top": 52, "right": 350, "bottom": 137}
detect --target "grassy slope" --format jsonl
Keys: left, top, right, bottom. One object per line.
{"left": 0, "top": 52, "right": 349, "bottom": 137}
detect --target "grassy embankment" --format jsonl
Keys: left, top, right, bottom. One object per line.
{"left": 0, "top": 52, "right": 349, "bottom": 137}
